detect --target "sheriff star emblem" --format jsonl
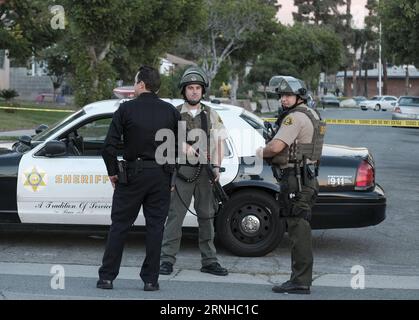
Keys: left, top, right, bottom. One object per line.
{"left": 283, "top": 116, "right": 293, "bottom": 126}
{"left": 23, "top": 167, "right": 47, "bottom": 192}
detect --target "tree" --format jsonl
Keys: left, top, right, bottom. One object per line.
{"left": 39, "top": 44, "right": 71, "bottom": 101}
{"left": 186, "top": 0, "right": 277, "bottom": 90}
{"left": 0, "top": 0, "right": 59, "bottom": 64}
{"left": 247, "top": 23, "right": 343, "bottom": 94}
{"left": 59, "top": 0, "right": 204, "bottom": 107}
{"left": 293, "top": 0, "right": 347, "bottom": 26}
{"left": 380, "top": 0, "right": 419, "bottom": 95}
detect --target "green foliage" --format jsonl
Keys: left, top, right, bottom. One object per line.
{"left": 293, "top": 0, "right": 347, "bottom": 26}
{"left": 0, "top": 0, "right": 60, "bottom": 64}
{"left": 71, "top": 53, "right": 116, "bottom": 107}
{"left": 180, "top": 0, "right": 278, "bottom": 90}
{"left": 158, "top": 67, "right": 186, "bottom": 99}
{"left": 247, "top": 23, "right": 343, "bottom": 90}
{"left": 380, "top": 0, "right": 419, "bottom": 65}
{"left": 0, "top": 89, "right": 19, "bottom": 101}
{"left": 66, "top": 0, "right": 204, "bottom": 106}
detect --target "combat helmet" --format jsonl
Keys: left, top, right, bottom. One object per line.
{"left": 269, "top": 75, "right": 308, "bottom": 100}
{"left": 179, "top": 66, "right": 209, "bottom": 94}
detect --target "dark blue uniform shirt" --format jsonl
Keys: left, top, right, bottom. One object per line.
{"left": 102, "top": 92, "right": 181, "bottom": 176}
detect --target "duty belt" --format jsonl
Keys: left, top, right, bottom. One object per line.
{"left": 126, "top": 158, "right": 162, "bottom": 173}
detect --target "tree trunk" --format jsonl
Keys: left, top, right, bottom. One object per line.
{"left": 230, "top": 74, "right": 239, "bottom": 105}
{"left": 405, "top": 65, "right": 410, "bottom": 95}
{"left": 87, "top": 43, "right": 112, "bottom": 92}
{"left": 352, "top": 60, "right": 357, "bottom": 96}
{"left": 263, "top": 85, "right": 270, "bottom": 111}
{"left": 358, "top": 44, "right": 365, "bottom": 96}
{"left": 343, "top": 69, "right": 347, "bottom": 96}
{"left": 383, "top": 59, "right": 388, "bottom": 95}
{"left": 364, "top": 68, "right": 368, "bottom": 97}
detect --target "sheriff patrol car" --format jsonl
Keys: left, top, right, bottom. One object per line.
{"left": 0, "top": 94, "right": 386, "bottom": 256}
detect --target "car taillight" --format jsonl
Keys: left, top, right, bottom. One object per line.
{"left": 394, "top": 106, "right": 401, "bottom": 113}
{"left": 355, "top": 161, "right": 374, "bottom": 189}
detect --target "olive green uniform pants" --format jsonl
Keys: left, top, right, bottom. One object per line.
{"left": 277, "top": 167, "right": 319, "bottom": 286}
{"left": 161, "top": 165, "right": 218, "bottom": 267}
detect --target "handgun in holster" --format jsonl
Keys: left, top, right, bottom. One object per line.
{"left": 117, "top": 160, "right": 128, "bottom": 184}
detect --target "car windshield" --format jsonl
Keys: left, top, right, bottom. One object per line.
{"left": 31, "top": 109, "right": 85, "bottom": 142}
{"left": 240, "top": 112, "right": 267, "bottom": 138}
{"left": 370, "top": 96, "right": 379, "bottom": 101}
{"left": 398, "top": 97, "right": 419, "bottom": 107}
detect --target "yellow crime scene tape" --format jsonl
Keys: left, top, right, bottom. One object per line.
{"left": 2, "top": 106, "right": 418, "bottom": 127}
{"left": 0, "top": 106, "right": 74, "bottom": 113}
{"left": 262, "top": 117, "right": 419, "bottom": 127}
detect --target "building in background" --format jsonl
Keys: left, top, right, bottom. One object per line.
{"left": 337, "top": 65, "right": 419, "bottom": 98}
{"left": 159, "top": 53, "right": 196, "bottom": 75}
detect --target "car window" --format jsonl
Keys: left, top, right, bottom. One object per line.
{"left": 385, "top": 97, "right": 396, "bottom": 101}
{"left": 399, "top": 97, "right": 419, "bottom": 106}
{"left": 57, "top": 115, "right": 119, "bottom": 157}
{"left": 240, "top": 113, "right": 267, "bottom": 138}
{"left": 223, "top": 139, "right": 233, "bottom": 158}
{"left": 77, "top": 118, "right": 112, "bottom": 141}
{"left": 370, "top": 96, "right": 379, "bottom": 101}
{"left": 32, "top": 110, "right": 85, "bottom": 142}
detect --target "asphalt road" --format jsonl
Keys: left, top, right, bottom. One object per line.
{"left": 0, "top": 107, "right": 418, "bottom": 301}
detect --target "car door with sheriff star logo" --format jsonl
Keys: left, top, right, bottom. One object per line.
{"left": 17, "top": 116, "right": 116, "bottom": 225}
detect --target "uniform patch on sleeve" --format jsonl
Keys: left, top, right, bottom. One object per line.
{"left": 283, "top": 116, "right": 293, "bottom": 126}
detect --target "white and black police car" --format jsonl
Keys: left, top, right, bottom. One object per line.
{"left": 0, "top": 92, "right": 386, "bottom": 257}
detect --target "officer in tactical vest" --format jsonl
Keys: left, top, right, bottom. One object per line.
{"left": 256, "top": 76, "right": 326, "bottom": 294}
{"left": 159, "top": 66, "right": 229, "bottom": 276}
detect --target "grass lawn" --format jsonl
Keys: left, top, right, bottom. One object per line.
{"left": 0, "top": 107, "right": 73, "bottom": 132}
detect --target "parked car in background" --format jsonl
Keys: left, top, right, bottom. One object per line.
{"left": 340, "top": 98, "right": 356, "bottom": 108}
{"left": 392, "top": 96, "right": 419, "bottom": 120}
{"left": 320, "top": 94, "right": 340, "bottom": 108}
{"left": 353, "top": 96, "right": 367, "bottom": 106}
{"left": 360, "top": 95, "right": 397, "bottom": 111}
{"left": 307, "top": 94, "right": 317, "bottom": 109}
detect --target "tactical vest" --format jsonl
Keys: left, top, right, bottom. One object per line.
{"left": 271, "top": 105, "right": 326, "bottom": 166}
{"left": 177, "top": 103, "right": 212, "bottom": 146}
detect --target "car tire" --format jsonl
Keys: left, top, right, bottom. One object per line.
{"left": 374, "top": 104, "right": 381, "bottom": 111}
{"left": 216, "top": 189, "right": 285, "bottom": 257}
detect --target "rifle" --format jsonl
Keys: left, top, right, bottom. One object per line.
{"left": 203, "top": 162, "right": 229, "bottom": 205}
{"left": 198, "top": 109, "right": 229, "bottom": 207}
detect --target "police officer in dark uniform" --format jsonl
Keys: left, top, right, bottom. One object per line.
{"left": 256, "top": 76, "right": 325, "bottom": 294}
{"left": 97, "top": 65, "right": 181, "bottom": 291}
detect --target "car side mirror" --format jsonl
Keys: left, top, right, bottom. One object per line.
{"left": 35, "top": 124, "right": 49, "bottom": 134}
{"left": 18, "top": 135, "right": 32, "bottom": 146}
{"left": 38, "top": 140, "right": 67, "bottom": 157}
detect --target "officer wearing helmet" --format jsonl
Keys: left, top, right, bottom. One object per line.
{"left": 159, "top": 66, "right": 229, "bottom": 276}
{"left": 256, "top": 76, "right": 326, "bottom": 294}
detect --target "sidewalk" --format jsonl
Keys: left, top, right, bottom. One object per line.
{"left": 1, "top": 262, "right": 419, "bottom": 291}
{"left": 0, "top": 129, "right": 34, "bottom": 137}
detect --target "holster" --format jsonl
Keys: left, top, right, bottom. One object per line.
{"left": 117, "top": 160, "right": 128, "bottom": 184}
{"left": 275, "top": 167, "right": 318, "bottom": 221}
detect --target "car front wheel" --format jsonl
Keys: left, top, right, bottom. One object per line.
{"left": 216, "top": 190, "right": 285, "bottom": 257}
{"left": 374, "top": 104, "right": 381, "bottom": 111}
